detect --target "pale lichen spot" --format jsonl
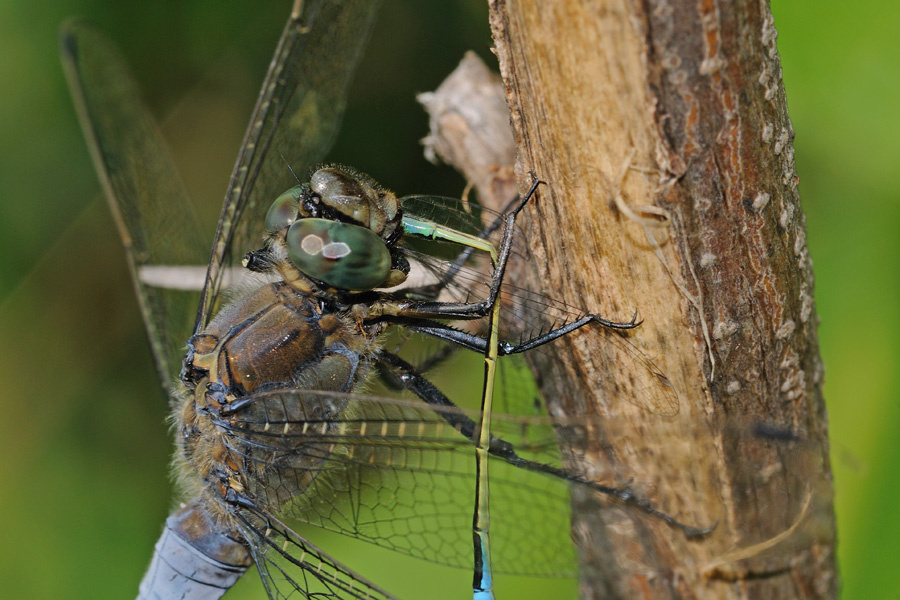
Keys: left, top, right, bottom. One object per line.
{"left": 776, "top": 319, "right": 796, "bottom": 339}
{"left": 779, "top": 207, "right": 792, "bottom": 229}
{"left": 800, "top": 286, "right": 813, "bottom": 324}
{"left": 662, "top": 53, "right": 682, "bottom": 69}
{"left": 699, "top": 57, "right": 723, "bottom": 75}
{"left": 713, "top": 320, "right": 739, "bottom": 340}
{"left": 758, "top": 461, "right": 783, "bottom": 482}
{"left": 794, "top": 227, "right": 807, "bottom": 257}
{"left": 774, "top": 128, "right": 789, "bottom": 155}
{"left": 752, "top": 192, "right": 770, "bottom": 212}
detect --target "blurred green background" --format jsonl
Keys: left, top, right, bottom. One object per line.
{"left": 0, "top": 0, "right": 895, "bottom": 598}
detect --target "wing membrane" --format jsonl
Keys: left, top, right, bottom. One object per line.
{"left": 211, "top": 389, "right": 829, "bottom": 584}
{"left": 60, "top": 21, "right": 208, "bottom": 394}
{"left": 389, "top": 194, "right": 681, "bottom": 417}
{"left": 198, "top": 0, "right": 382, "bottom": 332}
{"left": 234, "top": 504, "right": 398, "bottom": 600}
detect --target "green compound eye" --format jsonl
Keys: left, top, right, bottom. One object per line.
{"left": 265, "top": 186, "right": 305, "bottom": 233}
{"left": 286, "top": 218, "right": 391, "bottom": 290}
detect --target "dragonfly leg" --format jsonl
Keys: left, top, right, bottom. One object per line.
{"left": 376, "top": 351, "right": 713, "bottom": 538}
{"left": 498, "top": 311, "right": 642, "bottom": 355}
{"left": 377, "top": 350, "right": 485, "bottom": 443}
{"left": 405, "top": 188, "right": 528, "bottom": 299}
{"left": 357, "top": 176, "right": 543, "bottom": 323}
{"left": 379, "top": 178, "right": 545, "bottom": 599}
{"left": 390, "top": 310, "right": 643, "bottom": 357}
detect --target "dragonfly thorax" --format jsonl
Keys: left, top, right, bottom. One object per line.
{"left": 177, "top": 281, "right": 383, "bottom": 510}
{"left": 181, "top": 281, "right": 379, "bottom": 400}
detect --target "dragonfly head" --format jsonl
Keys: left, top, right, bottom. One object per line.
{"left": 256, "top": 166, "right": 410, "bottom": 292}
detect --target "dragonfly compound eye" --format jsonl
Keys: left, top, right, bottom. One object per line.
{"left": 286, "top": 218, "right": 391, "bottom": 290}
{"left": 265, "top": 185, "right": 306, "bottom": 233}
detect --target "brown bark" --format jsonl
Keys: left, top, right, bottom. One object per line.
{"left": 422, "top": 0, "right": 836, "bottom": 598}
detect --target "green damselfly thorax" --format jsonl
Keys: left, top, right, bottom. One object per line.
{"left": 61, "top": 2, "right": 827, "bottom": 598}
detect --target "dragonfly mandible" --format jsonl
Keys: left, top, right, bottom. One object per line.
{"left": 60, "top": 2, "right": 823, "bottom": 599}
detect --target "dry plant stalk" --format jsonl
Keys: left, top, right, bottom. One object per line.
{"left": 421, "top": 0, "right": 836, "bottom": 598}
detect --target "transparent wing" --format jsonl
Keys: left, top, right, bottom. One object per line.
{"left": 60, "top": 20, "right": 209, "bottom": 394}
{"left": 197, "top": 0, "right": 382, "bottom": 332}
{"left": 209, "top": 387, "right": 829, "bottom": 591}
{"left": 233, "top": 504, "right": 398, "bottom": 600}
{"left": 392, "top": 193, "right": 680, "bottom": 417}
{"left": 219, "top": 390, "right": 571, "bottom": 577}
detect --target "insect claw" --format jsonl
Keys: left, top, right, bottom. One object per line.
{"left": 682, "top": 520, "right": 718, "bottom": 539}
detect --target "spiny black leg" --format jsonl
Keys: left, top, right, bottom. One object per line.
{"left": 387, "top": 310, "right": 643, "bottom": 357}
{"left": 376, "top": 350, "right": 713, "bottom": 538}
{"left": 377, "top": 351, "right": 491, "bottom": 444}
{"left": 479, "top": 174, "right": 543, "bottom": 313}
{"left": 498, "top": 311, "right": 642, "bottom": 355}
{"left": 426, "top": 192, "right": 525, "bottom": 296}
{"left": 379, "top": 175, "right": 544, "bottom": 321}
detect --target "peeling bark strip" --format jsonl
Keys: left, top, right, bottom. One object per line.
{"left": 480, "top": 1, "right": 836, "bottom": 599}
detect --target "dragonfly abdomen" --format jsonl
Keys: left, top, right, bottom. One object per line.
{"left": 137, "top": 499, "right": 252, "bottom": 600}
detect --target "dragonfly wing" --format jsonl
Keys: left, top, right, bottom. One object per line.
{"left": 214, "top": 390, "right": 576, "bottom": 576}
{"left": 197, "top": 0, "right": 382, "bottom": 331}
{"left": 391, "top": 193, "right": 681, "bottom": 418}
{"left": 60, "top": 21, "right": 208, "bottom": 394}
{"left": 212, "top": 389, "right": 829, "bottom": 583}
{"left": 490, "top": 281, "right": 682, "bottom": 417}
{"left": 592, "top": 325, "right": 680, "bottom": 416}
{"left": 233, "top": 503, "right": 398, "bottom": 600}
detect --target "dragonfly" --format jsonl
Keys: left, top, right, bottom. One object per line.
{"left": 60, "top": 2, "right": 825, "bottom": 599}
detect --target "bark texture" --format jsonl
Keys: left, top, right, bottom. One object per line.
{"left": 423, "top": 0, "right": 836, "bottom": 598}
